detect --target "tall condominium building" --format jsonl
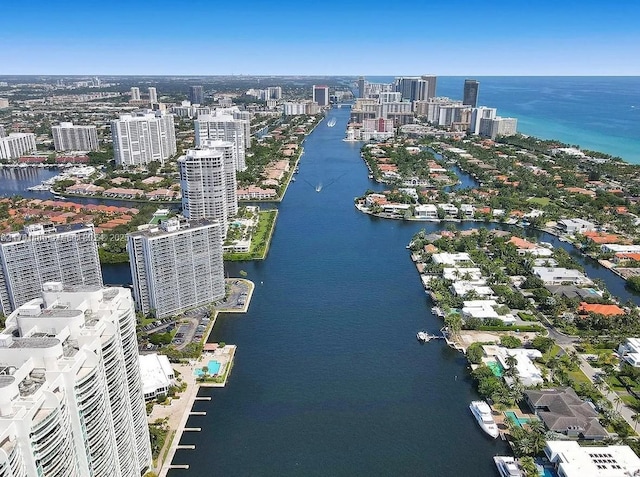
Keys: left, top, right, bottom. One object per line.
{"left": 148, "top": 87, "right": 158, "bottom": 103}
{"left": 127, "top": 218, "right": 225, "bottom": 318}
{"left": 470, "top": 106, "right": 497, "bottom": 135}
{"left": 357, "top": 76, "right": 366, "bottom": 98}
{"left": 179, "top": 140, "right": 238, "bottom": 228}
{"left": 266, "top": 86, "right": 282, "bottom": 100}
{"left": 0, "top": 125, "right": 5, "bottom": 138}
{"left": 194, "top": 114, "right": 248, "bottom": 171}
{"left": 130, "top": 87, "right": 141, "bottom": 100}
{"left": 111, "top": 111, "right": 176, "bottom": 166}
{"left": 189, "top": 85, "right": 204, "bottom": 105}
{"left": 0, "top": 223, "right": 103, "bottom": 315}
{"left": 312, "top": 85, "right": 329, "bottom": 107}
{"left": 421, "top": 75, "right": 438, "bottom": 100}
{"left": 394, "top": 77, "right": 429, "bottom": 102}
{"left": 52, "top": 122, "right": 99, "bottom": 151}
{"left": 463, "top": 79, "right": 480, "bottom": 108}
{"left": 0, "top": 133, "right": 36, "bottom": 160}
{"left": 0, "top": 98, "right": 9, "bottom": 109}
{"left": 0, "top": 283, "right": 151, "bottom": 476}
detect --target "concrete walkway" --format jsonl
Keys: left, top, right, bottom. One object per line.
{"left": 564, "top": 345, "right": 639, "bottom": 432}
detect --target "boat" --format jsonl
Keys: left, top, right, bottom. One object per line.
{"left": 416, "top": 331, "right": 430, "bottom": 342}
{"left": 469, "top": 401, "right": 499, "bottom": 438}
{"left": 315, "top": 184, "right": 322, "bottom": 192}
{"left": 493, "top": 456, "right": 523, "bottom": 477}
{"left": 327, "top": 118, "right": 337, "bottom": 128}
{"left": 291, "top": 177, "right": 296, "bottom": 182}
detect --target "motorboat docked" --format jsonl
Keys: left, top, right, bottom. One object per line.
{"left": 416, "top": 331, "right": 430, "bottom": 342}
{"left": 469, "top": 401, "right": 499, "bottom": 438}
{"left": 431, "top": 306, "right": 444, "bottom": 317}
{"left": 493, "top": 456, "right": 522, "bottom": 477}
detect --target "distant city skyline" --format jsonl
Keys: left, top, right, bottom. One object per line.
{"left": 2, "top": 1, "right": 640, "bottom": 76}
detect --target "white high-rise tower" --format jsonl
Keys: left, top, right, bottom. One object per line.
{"left": 52, "top": 122, "right": 99, "bottom": 151}
{"left": 127, "top": 218, "right": 225, "bottom": 318}
{"left": 194, "top": 114, "right": 248, "bottom": 171}
{"left": 0, "top": 283, "right": 152, "bottom": 476}
{"left": 0, "top": 223, "right": 103, "bottom": 315}
{"left": 111, "top": 111, "right": 176, "bottom": 166}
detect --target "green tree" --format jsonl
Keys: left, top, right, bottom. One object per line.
{"left": 531, "top": 336, "right": 554, "bottom": 353}
{"left": 500, "top": 335, "right": 522, "bottom": 349}
{"left": 466, "top": 342, "right": 484, "bottom": 364}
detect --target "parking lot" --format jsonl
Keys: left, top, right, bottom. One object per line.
{"left": 139, "top": 279, "right": 254, "bottom": 352}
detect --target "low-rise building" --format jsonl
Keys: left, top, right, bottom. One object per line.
{"left": 618, "top": 338, "right": 640, "bottom": 367}
{"left": 557, "top": 218, "right": 596, "bottom": 234}
{"left": 414, "top": 204, "right": 438, "bottom": 219}
{"left": 431, "top": 252, "right": 472, "bottom": 266}
{"left": 139, "top": 353, "right": 175, "bottom": 400}
{"left": 532, "top": 267, "right": 592, "bottom": 286}
{"left": 525, "top": 387, "right": 608, "bottom": 440}
{"left": 544, "top": 441, "right": 640, "bottom": 477}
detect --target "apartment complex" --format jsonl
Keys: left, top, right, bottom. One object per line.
{"left": 194, "top": 114, "right": 248, "bottom": 171}
{"left": 148, "top": 87, "right": 157, "bottom": 104}
{"left": 312, "top": 85, "right": 329, "bottom": 107}
{"left": 463, "top": 79, "right": 479, "bottom": 108}
{"left": 0, "top": 133, "right": 36, "bottom": 160}
{"left": 111, "top": 111, "right": 176, "bottom": 166}
{"left": 127, "top": 218, "right": 225, "bottom": 318}
{"left": 0, "top": 223, "right": 103, "bottom": 315}
{"left": 0, "top": 283, "right": 151, "bottom": 476}
{"left": 130, "top": 87, "right": 141, "bottom": 100}
{"left": 189, "top": 85, "right": 204, "bottom": 105}
{"left": 479, "top": 116, "right": 518, "bottom": 139}
{"left": 52, "top": 122, "right": 99, "bottom": 151}
{"left": 178, "top": 140, "right": 238, "bottom": 228}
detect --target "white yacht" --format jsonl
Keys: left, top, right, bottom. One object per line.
{"left": 469, "top": 401, "right": 499, "bottom": 438}
{"left": 493, "top": 456, "right": 522, "bottom": 477}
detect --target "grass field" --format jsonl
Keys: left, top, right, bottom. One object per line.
{"left": 224, "top": 210, "right": 278, "bottom": 261}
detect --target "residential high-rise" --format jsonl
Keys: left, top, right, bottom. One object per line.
{"left": 111, "top": 111, "right": 177, "bottom": 166}
{"left": 179, "top": 140, "right": 238, "bottom": 228}
{"left": 52, "top": 122, "right": 99, "bottom": 151}
{"left": 127, "top": 218, "right": 225, "bottom": 318}
{"left": 394, "top": 77, "right": 430, "bottom": 102}
{"left": 421, "top": 75, "right": 438, "bottom": 100}
{"left": 479, "top": 116, "right": 518, "bottom": 139}
{"left": 0, "top": 223, "right": 103, "bottom": 314}
{"left": 470, "top": 106, "right": 497, "bottom": 135}
{"left": 0, "top": 283, "right": 152, "bottom": 476}
{"left": 0, "top": 98, "right": 9, "bottom": 109}
{"left": 194, "top": 114, "right": 248, "bottom": 171}
{"left": 0, "top": 125, "right": 5, "bottom": 137}
{"left": 148, "top": 87, "right": 158, "bottom": 104}
{"left": 189, "top": 85, "right": 204, "bottom": 105}
{"left": 358, "top": 76, "right": 366, "bottom": 98}
{"left": 266, "top": 86, "right": 282, "bottom": 100}
{"left": 312, "top": 85, "right": 329, "bottom": 107}
{"left": 130, "top": 87, "right": 141, "bottom": 100}
{"left": 0, "top": 133, "right": 36, "bottom": 160}
{"left": 463, "top": 79, "right": 479, "bottom": 108}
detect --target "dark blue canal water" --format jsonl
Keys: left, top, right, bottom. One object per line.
{"left": 168, "top": 107, "right": 510, "bottom": 476}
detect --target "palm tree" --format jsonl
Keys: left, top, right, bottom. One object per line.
{"left": 505, "top": 355, "right": 519, "bottom": 377}
{"left": 519, "top": 456, "right": 537, "bottom": 477}
{"left": 614, "top": 395, "right": 623, "bottom": 412}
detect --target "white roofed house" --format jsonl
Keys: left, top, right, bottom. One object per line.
{"left": 432, "top": 252, "right": 472, "bottom": 266}
{"left": 532, "top": 267, "right": 593, "bottom": 287}
{"left": 139, "top": 353, "right": 176, "bottom": 400}
{"left": 462, "top": 300, "right": 516, "bottom": 325}
{"left": 618, "top": 338, "right": 640, "bottom": 367}
{"left": 414, "top": 204, "right": 438, "bottom": 219}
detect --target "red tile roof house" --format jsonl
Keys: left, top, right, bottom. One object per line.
{"left": 578, "top": 302, "right": 625, "bottom": 317}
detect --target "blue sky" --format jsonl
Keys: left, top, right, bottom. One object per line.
{"left": 2, "top": 0, "right": 639, "bottom": 75}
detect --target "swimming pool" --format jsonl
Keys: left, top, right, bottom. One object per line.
{"left": 486, "top": 360, "right": 504, "bottom": 377}
{"left": 194, "top": 360, "right": 222, "bottom": 377}
{"left": 504, "top": 411, "right": 538, "bottom": 428}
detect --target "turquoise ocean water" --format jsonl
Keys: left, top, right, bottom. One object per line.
{"left": 369, "top": 76, "right": 640, "bottom": 164}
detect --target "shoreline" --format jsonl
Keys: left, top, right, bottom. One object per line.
{"left": 155, "top": 278, "right": 254, "bottom": 476}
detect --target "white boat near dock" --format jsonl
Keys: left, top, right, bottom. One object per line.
{"left": 469, "top": 401, "right": 499, "bottom": 438}
{"left": 493, "top": 456, "right": 522, "bottom": 477}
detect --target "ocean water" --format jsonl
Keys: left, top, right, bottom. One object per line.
{"left": 367, "top": 76, "right": 640, "bottom": 164}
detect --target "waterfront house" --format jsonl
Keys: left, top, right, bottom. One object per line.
{"left": 532, "top": 267, "right": 593, "bottom": 287}
{"left": 414, "top": 204, "right": 438, "bottom": 219}
{"left": 508, "top": 236, "right": 553, "bottom": 257}
{"left": 600, "top": 244, "right": 640, "bottom": 255}
{"left": 544, "top": 441, "right": 640, "bottom": 477}
{"left": 432, "top": 252, "right": 472, "bottom": 266}
{"left": 557, "top": 218, "right": 596, "bottom": 234}
{"left": 437, "top": 203, "right": 458, "bottom": 218}
{"left": 481, "top": 345, "right": 544, "bottom": 387}
{"left": 524, "top": 388, "right": 608, "bottom": 440}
